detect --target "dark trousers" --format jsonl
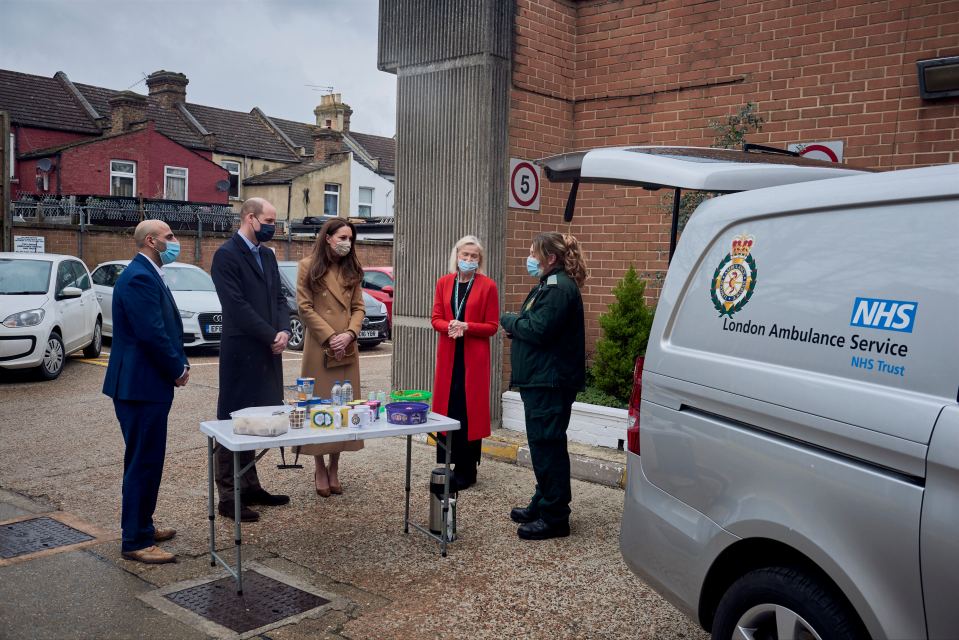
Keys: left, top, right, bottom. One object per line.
{"left": 215, "top": 447, "right": 262, "bottom": 506}
{"left": 520, "top": 387, "right": 577, "bottom": 527}
{"left": 114, "top": 399, "right": 171, "bottom": 553}
{"left": 435, "top": 359, "right": 482, "bottom": 479}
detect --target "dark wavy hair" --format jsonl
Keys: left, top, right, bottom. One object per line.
{"left": 306, "top": 218, "right": 363, "bottom": 289}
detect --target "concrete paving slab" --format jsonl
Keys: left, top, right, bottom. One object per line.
{"left": 0, "top": 548, "right": 207, "bottom": 640}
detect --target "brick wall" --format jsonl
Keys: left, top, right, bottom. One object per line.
{"left": 17, "top": 123, "right": 229, "bottom": 203}
{"left": 11, "top": 222, "right": 392, "bottom": 272}
{"left": 506, "top": 0, "right": 959, "bottom": 385}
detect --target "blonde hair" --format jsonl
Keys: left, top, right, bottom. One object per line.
{"left": 447, "top": 235, "right": 486, "bottom": 274}
{"left": 531, "top": 232, "right": 588, "bottom": 287}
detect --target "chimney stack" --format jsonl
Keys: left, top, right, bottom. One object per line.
{"left": 108, "top": 91, "right": 148, "bottom": 134}
{"left": 312, "top": 127, "right": 344, "bottom": 162}
{"left": 313, "top": 93, "right": 353, "bottom": 133}
{"left": 145, "top": 70, "right": 188, "bottom": 108}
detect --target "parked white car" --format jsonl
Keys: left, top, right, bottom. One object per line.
{"left": 92, "top": 260, "right": 222, "bottom": 349}
{"left": 0, "top": 252, "right": 102, "bottom": 380}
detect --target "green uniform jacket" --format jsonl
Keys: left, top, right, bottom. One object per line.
{"left": 500, "top": 269, "right": 586, "bottom": 390}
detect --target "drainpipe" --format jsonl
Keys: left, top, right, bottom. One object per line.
{"left": 196, "top": 213, "right": 203, "bottom": 264}
{"left": 285, "top": 182, "right": 292, "bottom": 261}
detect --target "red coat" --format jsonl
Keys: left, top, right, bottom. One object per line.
{"left": 431, "top": 272, "right": 500, "bottom": 441}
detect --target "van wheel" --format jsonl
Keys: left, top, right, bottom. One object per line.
{"left": 288, "top": 315, "right": 304, "bottom": 351}
{"left": 711, "top": 567, "right": 864, "bottom": 640}
{"left": 37, "top": 331, "right": 65, "bottom": 381}
{"left": 83, "top": 319, "right": 103, "bottom": 358}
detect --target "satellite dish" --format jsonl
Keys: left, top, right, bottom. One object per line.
{"left": 37, "top": 158, "right": 53, "bottom": 172}
{"left": 215, "top": 180, "right": 231, "bottom": 192}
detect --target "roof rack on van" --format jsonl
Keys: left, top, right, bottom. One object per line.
{"left": 537, "top": 146, "right": 868, "bottom": 263}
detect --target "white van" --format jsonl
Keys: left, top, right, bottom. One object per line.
{"left": 539, "top": 147, "right": 959, "bottom": 640}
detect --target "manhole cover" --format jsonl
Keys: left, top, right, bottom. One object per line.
{"left": 0, "top": 517, "right": 94, "bottom": 559}
{"left": 164, "top": 570, "right": 330, "bottom": 633}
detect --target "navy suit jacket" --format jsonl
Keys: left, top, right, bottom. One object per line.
{"left": 212, "top": 233, "right": 288, "bottom": 419}
{"left": 102, "top": 253, "right": 187, "bottom": 404}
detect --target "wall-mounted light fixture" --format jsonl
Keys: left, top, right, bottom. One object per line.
{"left": 917, "top": 56, "right": 959, "bottom": 100}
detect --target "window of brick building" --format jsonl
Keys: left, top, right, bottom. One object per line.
{"left": 221, "top": 160, "right": 240, "bottom": 199}
{"left": 324, "top": 183, "right": 340, "bottom": 216}
{"left": 358, "top": 187, "right": 374, "bottom": 218}
{"left": 110, "top": 160, "right": 136, "bottom": 197}
{"left": 164, "top": 166, "right": 188, "bottom": 201}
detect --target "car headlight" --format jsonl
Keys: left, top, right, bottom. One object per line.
{"left": 378, "top": 302, "right": 387, "bottom": 315}
{"left": 179, "top": 310, "right": 197, "bottom": 319}
{"left": 3, "top": 308, "right": 45, "bottom": 328}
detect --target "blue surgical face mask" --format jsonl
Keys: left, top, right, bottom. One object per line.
{"left": 458, "top": 259, "right": 478, "bottom": 273}
{"left": 159, "top": 240, "right": 180, "bottom": 265}
{"left": 254, "top": 218, "right": 275, "bottom": 243}
{"left": 526, "top": 256, "right": 542, "bottom": 278}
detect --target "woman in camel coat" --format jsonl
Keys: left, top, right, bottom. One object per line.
{"left": 297, "top": 218, "right": 365, "bottom": 497}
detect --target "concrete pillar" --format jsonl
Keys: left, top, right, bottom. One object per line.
{"left": 378, "top": 0, "right": 512, "bottom": 425}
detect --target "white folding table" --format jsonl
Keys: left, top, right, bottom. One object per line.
{"left": 200, "top": 411, "right": 460, "bottom": 594}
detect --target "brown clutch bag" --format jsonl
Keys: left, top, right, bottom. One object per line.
{"left": 323, "top": 344, "right": 356, "bottom": 368}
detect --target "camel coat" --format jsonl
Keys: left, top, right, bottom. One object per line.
{"left": 296, "top": 257, "right": 365, "bottom": 455}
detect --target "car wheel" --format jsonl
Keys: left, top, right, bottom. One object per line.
{"left": 37, "top": 331, "right": 65, "bottom": 381}
{"left": 288, "top": 315, "right": 304, "bottom": 351}
{"left": 712, "top": 567, "right": 864, "bottom": 640}
{"left": 83, "top": 319, "right": 103, "bottom": 358}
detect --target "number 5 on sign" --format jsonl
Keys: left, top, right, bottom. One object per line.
{"left": 509, "top": 158, "right": 540, "bottom": 210}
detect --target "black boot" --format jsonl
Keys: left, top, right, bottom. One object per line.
{"left": 218, "top": 502, "right": 260, "bottom": 522}
{"left": 517, "top": 518, "right": 570, "bottom": 540}
{"left": 509, "top": 507, "right": 538, "bottom": 524}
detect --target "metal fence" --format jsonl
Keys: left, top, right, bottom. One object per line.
{"left": 11, "top": 193, "right": 238, "bottom": 232}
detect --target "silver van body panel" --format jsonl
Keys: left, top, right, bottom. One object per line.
{"left": 619, "top": 163, "right": 959, "bottom": 639}
{"left": 643, "top": 371, "right": 929, "bottom": 478}
{"left": 620, "top": 451, "right": 738, "bottom": 626}
{"left": 920, "top": 405, "right": 959, "bottom": 639}
{"left": 640, "top": 395, "right": 925, "bottom": 639}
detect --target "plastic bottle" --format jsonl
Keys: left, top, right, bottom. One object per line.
{"left": 331, "top": 381, "right": 342, "bottom": 406}
{"left": 342, "top": 380, "right": 353, "bottom": 404}
{"left": 376, "top": 390, "right": 387, "bottom": 415}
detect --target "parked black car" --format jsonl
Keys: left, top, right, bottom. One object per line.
{"left": 276, "top": 261, "right": 388, "bottom": 350}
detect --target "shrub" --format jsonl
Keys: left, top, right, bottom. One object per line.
{"left": 575, "top": 384, "right": 627, "bottom": 409}
{"left": 591, "top": 266, "right": 655, "bottom": 403}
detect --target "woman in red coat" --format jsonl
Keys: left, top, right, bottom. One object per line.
{"left": 431, "top": 235, "right": 500, "bottom": 491}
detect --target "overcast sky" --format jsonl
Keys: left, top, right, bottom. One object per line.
{"left": 2, "top": 0, "right": 397, "bottom": 137}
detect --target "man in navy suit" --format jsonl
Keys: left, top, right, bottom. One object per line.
{"left": 103, "top": 220, "right": 190, "bottom": 564}
{"left": 211, "top": 197, "right": 290, "bottom": 522}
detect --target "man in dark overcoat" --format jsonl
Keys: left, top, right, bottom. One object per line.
{"left": 211, "top": 197, "right": 291, "bottom": 521}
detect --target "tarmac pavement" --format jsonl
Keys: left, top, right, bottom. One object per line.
{"left": 0, "top": 342, "right": 706, "bottom": 639}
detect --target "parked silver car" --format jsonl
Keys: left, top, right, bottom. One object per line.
{"left": 92, "top": 260, "right": 222, "bottom": 349}
{"left": 540, "top": 147, "right": 959, "bottom": 640}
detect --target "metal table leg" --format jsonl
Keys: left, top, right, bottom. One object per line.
{"left": 233, "top": 451, "right": 243, "bottom": 595}
{"left": 207, "top": 437, "right": 215, "bottom": 566}
{"left": 441, "top": 429, "right": 451, "bottom": 557}
{"left": 404, "top": 435, "right": 412, "bottom": 534}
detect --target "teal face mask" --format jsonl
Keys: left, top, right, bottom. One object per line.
{"left": 526, "top": 256, "right": 542, "bottom": 278}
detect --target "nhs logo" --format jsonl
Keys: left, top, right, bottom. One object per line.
{"left": 850, "top": 297, "right": 917, "bottom": 333}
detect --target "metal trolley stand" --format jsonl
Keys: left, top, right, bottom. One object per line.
{"left": 200, "top": 413, "right": 460, "bottom": 594}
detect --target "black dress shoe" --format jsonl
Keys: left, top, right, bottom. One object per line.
{"left": 451, "top": 473, "right": 476, "bottom": 492}
{"left": 517, "top": 518, "right": 570, "bottom": 540}
{"left": 218, "top": 502, "right": 260, "bottom": 522}
{"left": 242, "top": 489, "right": 290, "bottom": 506}
{"left": 510, "top": 507, "right": 538, "bottom": 524}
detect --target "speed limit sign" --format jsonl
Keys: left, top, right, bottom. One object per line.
{"left": 509, "top": 158, "right": 540, "bottom": 210}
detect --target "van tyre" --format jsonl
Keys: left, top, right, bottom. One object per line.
{"left": 83, "top": 319, "right": 103, "bottom": 358}
{"left": 37, "top": 331, "right": 65, "bottom": 381}
{"left": 712, "top": 566, "right": 864, "bottom": 640}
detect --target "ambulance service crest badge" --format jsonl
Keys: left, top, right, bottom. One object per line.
{"left": 710, "top": 234, "right": 757, "bottom": 318}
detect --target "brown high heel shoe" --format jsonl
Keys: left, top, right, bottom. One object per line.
{"left": 314, "top": 463, "right": 331, "bottom": 498}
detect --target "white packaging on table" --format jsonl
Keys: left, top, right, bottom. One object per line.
{"left": 231, "top": 405, "right": 290, "bottom": 437}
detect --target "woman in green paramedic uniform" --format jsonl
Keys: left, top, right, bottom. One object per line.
{"left": 500, "top": 232, "right": 587, "bottom": 540}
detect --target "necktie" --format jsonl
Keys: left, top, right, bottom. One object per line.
{"left": 251, "top": 246, "right": 264, "bottom": 273}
